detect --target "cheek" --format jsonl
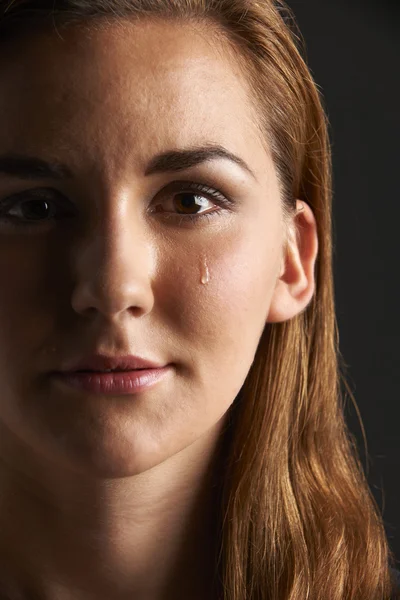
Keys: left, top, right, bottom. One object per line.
{"left": 156, "top": 224, "right": 281, "bottom": 392}
{"left": 0, "top": 241, "right": 50, "bottom": 367}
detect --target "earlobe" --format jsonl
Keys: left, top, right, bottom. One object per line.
{"left": 266, "top": 200, "right": 318, "bottom": 324}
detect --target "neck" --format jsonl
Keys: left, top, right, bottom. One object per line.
{"left": 0, "top": 417, "right": 230, "bottom": 600}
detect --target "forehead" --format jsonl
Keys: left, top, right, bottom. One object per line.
{"left": 0, "top": 18, "right": 272, "bottom": 183}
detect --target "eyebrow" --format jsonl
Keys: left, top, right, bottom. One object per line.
{"left": 0, "top": 144, "right": 257, "bottom": 182}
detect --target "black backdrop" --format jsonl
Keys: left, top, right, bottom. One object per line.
{"left": 285, "top": 0, "right": 400, "bottom": 565}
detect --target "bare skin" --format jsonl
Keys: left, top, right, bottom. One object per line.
{"left": 0, "top": 18, "right": 318, "bottom": 600}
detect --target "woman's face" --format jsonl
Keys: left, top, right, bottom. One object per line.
{"left": 0, "top": 19, "right": 301, "bottom": 477}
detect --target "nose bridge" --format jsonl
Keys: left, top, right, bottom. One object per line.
{"left": 92, "top": 207, "right": 147, "bottom": 275}
{"left": 70, "top": 190, "right": 156, "bottom": 318}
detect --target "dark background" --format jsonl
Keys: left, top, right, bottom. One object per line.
{"left": 285, "top": 0, "right": 400, "bottom": 565}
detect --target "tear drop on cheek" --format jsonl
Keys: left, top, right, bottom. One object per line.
{"left": 200, "top": 257, "right": 210, "bottom": 285}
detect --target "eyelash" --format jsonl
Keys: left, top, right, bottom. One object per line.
{"left": 0, "top": 181, "right": 233, "bottom": 230}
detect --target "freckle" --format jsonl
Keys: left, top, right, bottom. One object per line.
{"left": 200, "top": 256, "right": 210, "bottom": 285}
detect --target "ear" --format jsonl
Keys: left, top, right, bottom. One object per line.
{"left": 267, "top": 200, "right": 319, "bottom": 323}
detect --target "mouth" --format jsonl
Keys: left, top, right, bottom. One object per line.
{"left": 60, "top": 354, "right": 168, "bottom": 373}
{"left": 51, "top": 365, "right": 172, "bottom": 395}
{"left": 74, "top": 368, "right": 147, "bottom": 373}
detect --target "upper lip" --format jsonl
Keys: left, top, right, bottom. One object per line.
{"left": 58, "top": 354, "right": 168, "bottom": 373}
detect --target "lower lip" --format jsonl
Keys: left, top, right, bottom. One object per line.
{"left": 51, "top": 367, "right": 172, "bottom": 395}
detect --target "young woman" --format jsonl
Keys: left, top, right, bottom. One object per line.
{"left": 0, "top": 0, "right": 398, "bottom": 598}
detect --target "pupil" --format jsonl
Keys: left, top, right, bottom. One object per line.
{"left": 181, "top": 194, "right": 194, "bottom": 208}
{"left": 24, "top": 200, "right": 51, "bottom": 220}
{"left": 179, "top": 193, "right": 201, "bottom": 213}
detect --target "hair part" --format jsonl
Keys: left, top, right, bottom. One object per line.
{"left": 0, "top": 1, "right": 397, "bottom": 598}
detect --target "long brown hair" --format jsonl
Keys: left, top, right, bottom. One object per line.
{"left": 0, "top": 1, "right": 398, "bottom": 598}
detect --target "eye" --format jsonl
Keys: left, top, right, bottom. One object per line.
{"left": 151, "top": 181, "right": 233, "bottom": 225}
{"left": 0, "top": 189, "right": 74, "bottom": 229}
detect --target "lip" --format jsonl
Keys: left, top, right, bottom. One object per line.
{"left": 51, "top": 367, "right": 172, "bottom": 395}
{"left": 58, "top": 353, "right": 169, "bottom": 374}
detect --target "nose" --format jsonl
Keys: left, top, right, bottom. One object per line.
{"left": 70, "top": 200, "right": 156, "bottom": 321}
